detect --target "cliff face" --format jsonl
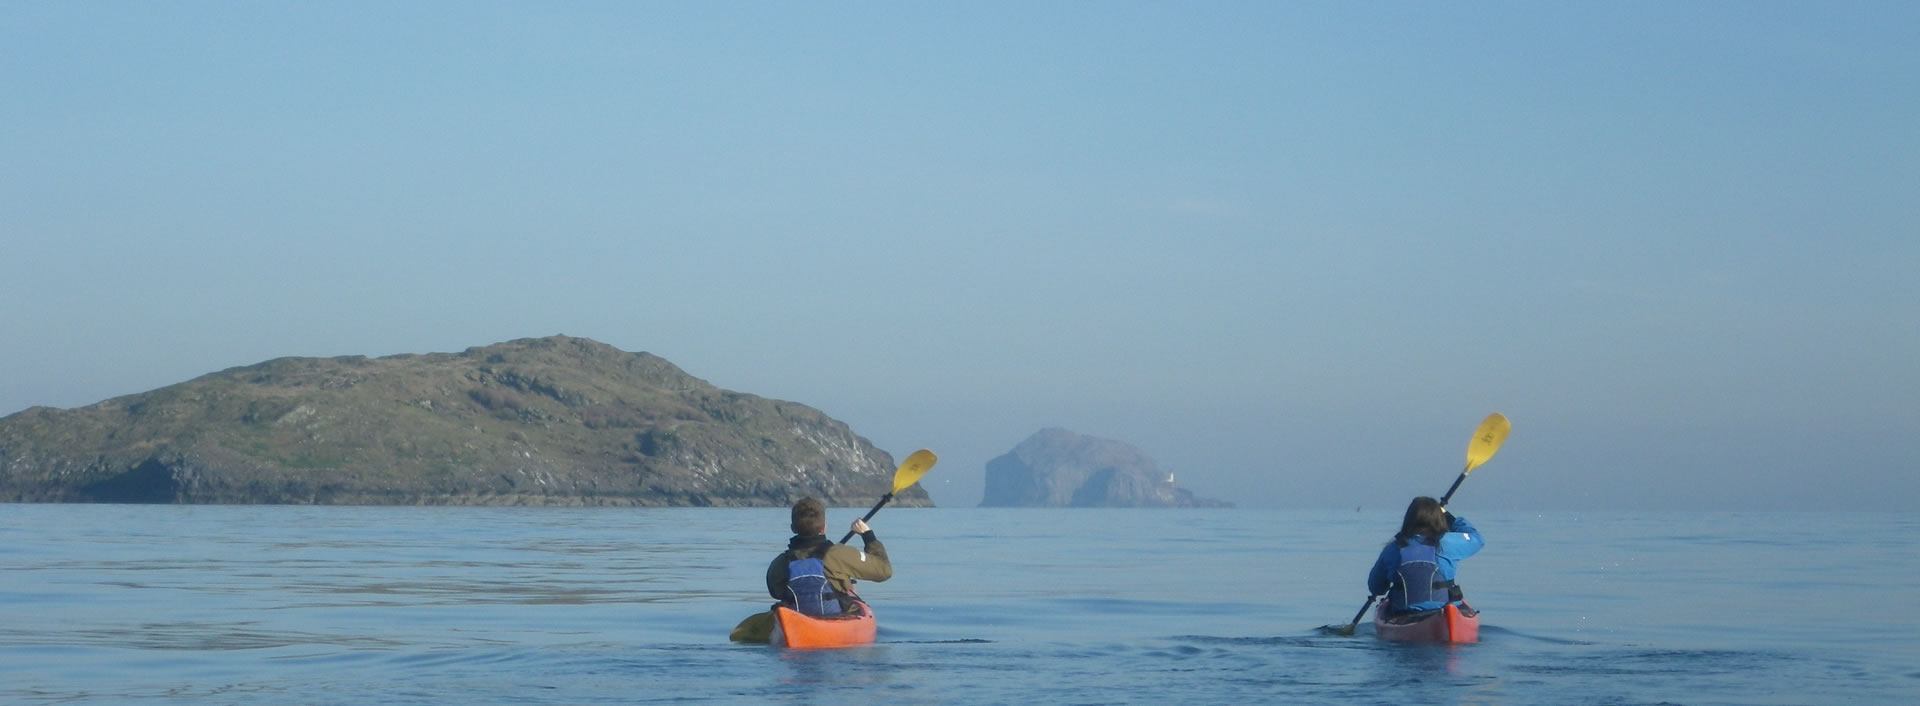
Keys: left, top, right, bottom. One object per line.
{"left": 0, "top": 335, "right": 930, "bottom": 507}
{"left": 978, "top": 428, "right": 1232, "bottom": 508}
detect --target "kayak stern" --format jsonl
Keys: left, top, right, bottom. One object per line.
{"left": 771, "top": 600, "right": 877, "bottom": 649}
{"left": 1373, "top": 603, "right": 1479, "bottom": 644}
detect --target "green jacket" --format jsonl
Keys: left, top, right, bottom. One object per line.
{"left": 766, "top": 532, "right": 892, "bottom": 609}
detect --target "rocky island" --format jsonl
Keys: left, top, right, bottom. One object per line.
{"left": 0, "top": 335, "right": 930, "bottom": 507}
{"left": 978, "top": 428, "right": 1232, "bottom": 508}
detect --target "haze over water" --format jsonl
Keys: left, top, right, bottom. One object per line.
{"left": 5, "top": 4, "right": 1917, "bottom": 513}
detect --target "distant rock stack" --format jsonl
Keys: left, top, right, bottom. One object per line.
{"left": 978, "top": 428, "right": 1232, "bottom": 508}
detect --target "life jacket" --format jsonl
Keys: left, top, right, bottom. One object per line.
{"left": 1388, "top": 540, "right": 1461, "bottom": 612}
{"left": 785, "top": 557, "right": 842, "bottom": 617}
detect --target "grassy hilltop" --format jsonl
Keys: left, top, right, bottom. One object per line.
{"left": 0, "top": 335, "right": 928, "bottom": 507}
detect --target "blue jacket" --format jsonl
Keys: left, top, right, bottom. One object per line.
{"left": 1367, "top": 514, "right": 1483, "bottom": 614}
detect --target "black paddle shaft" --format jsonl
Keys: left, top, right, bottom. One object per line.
{"left": 1344, "top": 595, "right": 1378, "bottom": 630}
{"left": 1438, "top": 470, "right": 1469, "bottom": 507}
{"left": 838, "top": 493, "right": 894, "bottom": 544}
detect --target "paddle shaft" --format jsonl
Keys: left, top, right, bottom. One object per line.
{"left": 1439, "top": 468, "right": 1470, "bottom": 507}
{"left": 838, "top": 493, "right": 894, "bottom": 544}
{"left": 1344, "top": 595, "right": 1378, "bottom": 631}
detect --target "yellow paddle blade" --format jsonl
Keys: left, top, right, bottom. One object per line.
{"left": 890, "top": 449, "right": 938, "bottom": 494}
{"left": 1464, "top": 413, "right": 1511, "bottom": 473}
{"left": 730, "top": 611, "right": 775, "bottom": 643}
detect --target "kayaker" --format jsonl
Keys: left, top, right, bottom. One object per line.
{"left": 1367, "top": 496, "right": 1483, "bottom": 616}
{"left": 766, "top": 497, "right": 892, "bottom": 616}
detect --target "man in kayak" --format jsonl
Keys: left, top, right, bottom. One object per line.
{"left": 766, "top": 497, "right": 893, "bottom": 616}
{"left": 1367, "top": 496, "right": 1483, "bottom": 616}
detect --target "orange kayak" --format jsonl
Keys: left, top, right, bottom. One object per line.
{"left": 1373, "top": 603, "right": 1478, "bottom": 643}
{"left": 771, "top": 600, "right": 876, "bottom": 649}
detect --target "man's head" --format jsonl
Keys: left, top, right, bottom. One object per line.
{"left": 791, "top": 497, "right": 826, "bottom": 535}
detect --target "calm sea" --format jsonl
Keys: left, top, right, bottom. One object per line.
{"left": 3, "top": 505, "right": 1916, "bottom": 705}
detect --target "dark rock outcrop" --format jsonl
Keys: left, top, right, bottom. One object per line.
{"left": 978, "top": 428, "right": 1232, "bottom": 508}
{"left": 0, "top": 335, "right": 931, "bottom": 507}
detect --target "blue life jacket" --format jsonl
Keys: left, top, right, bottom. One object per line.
{"left": 1388, "top": 541, "right": 1456, "bottom": 613}
{"left": 785, "top": 557, "right": 842, "bottom": 616}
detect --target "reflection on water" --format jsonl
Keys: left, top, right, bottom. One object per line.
{"left": 1376, "top": 638, "right": 1472, "bottom": 678}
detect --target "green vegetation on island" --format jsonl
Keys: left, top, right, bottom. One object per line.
{"left": 0, "top": 336, "right": 930, "bottom": 507}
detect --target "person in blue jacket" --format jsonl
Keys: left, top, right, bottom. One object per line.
{"left": 1367, "top": 496, "right": 1483, "bottom": 616}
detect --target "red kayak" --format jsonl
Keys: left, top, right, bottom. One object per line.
{"left": 1373, "top": 603, "right": 1479, "bottom": 643}
{"left": 771, "top": 600, "right": 876, "bottom": 649}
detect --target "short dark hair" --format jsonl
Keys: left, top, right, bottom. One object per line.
{"left": 791, "top": 497, "right": 826, "bottom": 535}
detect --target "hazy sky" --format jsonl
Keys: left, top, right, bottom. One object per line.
{"left": 5, "top": 3, "right": 1915, "bottom": 511}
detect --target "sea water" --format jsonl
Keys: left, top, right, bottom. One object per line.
{"left": 2, "top": 505, "right": 1916, "bottom": 705}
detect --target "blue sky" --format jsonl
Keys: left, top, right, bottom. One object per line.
{"left": 4, "top": 2, "right": 1915, "bottom": 511}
